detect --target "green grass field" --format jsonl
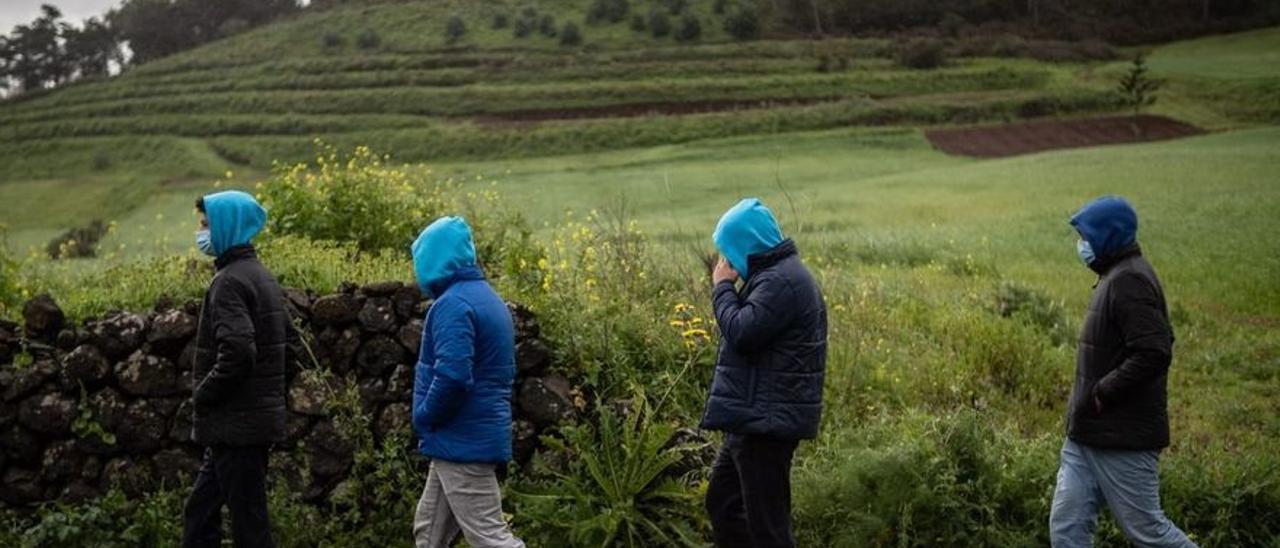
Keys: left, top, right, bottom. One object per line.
{"left": 1, "top": 3, "right": 1278, "bottom": 543}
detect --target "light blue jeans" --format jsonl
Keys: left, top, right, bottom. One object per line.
{"left": 1050, "top": 439, "right": 1196, "bottom": 548}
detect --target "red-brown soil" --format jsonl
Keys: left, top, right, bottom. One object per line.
{"left": 924, "top": 114, "right": 1206, "bottom": 158}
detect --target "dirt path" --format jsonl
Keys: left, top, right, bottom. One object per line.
{"left": 924, "top": 114, "right": 1206, "bottom": 158}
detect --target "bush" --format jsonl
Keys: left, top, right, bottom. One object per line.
{"left": 587, "top": 0, "right": 630, "bottom": 24}
{"left": 662, "top": 0, "right": 689, "bottom": 15}
{"left": 674, "top": 14, "right": 702, "bottom": 42}
{"left": 514, "top": 16, "right": 534, "bottom": 38}
{"left": 939, "top": 12, "right": 967, "bottom": 38}
{"left": 560, "top": 21, "right": 583, "bottom": 46}
{"left": 539, "top": 14, "right": 558, "bottom": 37}
{"left": 492, "top": 13, "right": 510, "bottom": 29}
{"left": 445, "top": 15, "right": 467, "bottom": 44}
{"left": 995, "top": 281, "right": 1072, "bottom": 346}
{"left": 648, "top": 11, "right": 671, "bottom": 37}
{"left": 629, "top": 13, "right": 646, "bottom": 32}
{"left": 896, "top": 38, "right": 947, "bottom": 69}
{"left": 355, "top": 29, "right": 380, "bottom": 50}
{"left": 320, "top": 32, "right": 343, "bottom": 49}
{"left": 713, "top": 0, "right": 729, "bottom": 15}
{"left": 722, "top": 4, "right": 760, "bottom": 41}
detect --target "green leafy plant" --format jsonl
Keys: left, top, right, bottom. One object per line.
{"left": 71, "top": 383, "right": 117, "bottom": 446}
{"left": 445, "top": 15, "right": 467, "bottom": 44}
{"left": 511, "top": 393, "right": 706, "bottom": 547}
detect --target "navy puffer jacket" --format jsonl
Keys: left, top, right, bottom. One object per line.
{"left": 701, "top": 239, "right": 828, "bottom": 440}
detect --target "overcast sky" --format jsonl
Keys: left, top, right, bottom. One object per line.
{"left": 1, "top": 0, "right": 119, "bottom": 34}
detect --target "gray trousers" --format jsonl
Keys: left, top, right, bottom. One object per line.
{"left": 413, "top": 459, "right": 525, "bottom": 548}
{"left": 1050, "top": 439, "right": 1197, "bottom": 548}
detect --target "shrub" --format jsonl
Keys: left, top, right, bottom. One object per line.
{"left": 995, "top": 280, "right": 1072, "bottom": 346}
{"left": 629, "top": 13, "right": 646, "bottom": 32}
{"left": 539, "top": 14, "right": 558, "bottom": 37}
{"left": 587, "top": 0, "right": 630, "bottom": 24}
{"left": 648, "top": 11, "right": 671, "bottom": 37}
{"left": 560, "top": 21, "right": 583, "bottom": 46}
{"left": 896, "top": 38, "right": 947, "bottom": 69}
{"left": 492, "top": 13, "right": 510, "bottom": 29}
{"left": 939, "top": 12, "right": 967, "bottom": 38}
{"left": 254, "top": 143, "right": 451, "bottom": 252}
{"left": 1116, "top": 53, "right": 1162, "bottom": 117}
{"left": 674, "top": 14, "right": 702, "bottom": 42}
{"left": 445, "top": 15, "right": 467, "bottom": 44}
{"left": 514, "top": 16, "right": 534, "bottom": 38}
{"left": 663, "top": 0, "right": 689, "bottom": 15}
{"left": 355, "top": 29, "right": 381, "bottom": 50}
{"left": 320, "top": 32, "right": 343, "bottom": 49}
{"left": 713, "top": 0, "right": 729, "bottom": 15}
{"left": 722, "top": 4, "right": 760, "bottom": 41}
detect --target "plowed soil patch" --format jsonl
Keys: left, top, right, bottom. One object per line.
{"left": 925, "top": 114, "right": 1205, "bottom": 158}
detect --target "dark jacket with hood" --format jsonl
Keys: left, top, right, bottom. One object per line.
{"left": 701, "top": 199, "right": 828, "bottom": 440}
{"left": 1067, "top": 196, "right": 1174, "bottom": 451}
{"left": 192, "top": 191, "right": 293, "bottom": 447}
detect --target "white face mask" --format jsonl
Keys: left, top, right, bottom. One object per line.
{"left": 1076, "top": 239, "right": 1095, "bottom": 266}
{"left": 196, "top": 229, "right": 215, "bottom": 257}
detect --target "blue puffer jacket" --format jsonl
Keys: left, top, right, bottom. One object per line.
{"left": 411, "top": 217, "right": 515, "bottom": 464}
{"left": 701, "top": 199, "right": 828, "bottom": 440}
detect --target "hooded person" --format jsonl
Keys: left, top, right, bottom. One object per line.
{"left": 1049, "top": 196, "right": 1196, "bottom": 548}
{"left": 183, "top": 190, "right": 297, "bottom": 548}
{"left": 408, "top": 217, "right": 524, "bottom": 548}
{"left": 702, "top": 198, "right": 827, "bottom": 548}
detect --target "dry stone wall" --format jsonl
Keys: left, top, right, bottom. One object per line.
{"left": 0, "top": 282, "right": 577, "bottom": 508}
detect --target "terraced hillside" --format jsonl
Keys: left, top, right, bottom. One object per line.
{"left": 0, "top": 0, "right": 1125, "bottom": 174}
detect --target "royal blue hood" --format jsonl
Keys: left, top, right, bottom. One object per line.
{"left": 713, "top": 198, "right": 785, "bottom": 278}
{"left": 203, "top": 190, "right": 267, "bottom": 257}
{"left": 1070, "top": 196, "right": 1138, "bottom": 260}
{"left": 411, "top": 216, "right": 478, "bottom": 297}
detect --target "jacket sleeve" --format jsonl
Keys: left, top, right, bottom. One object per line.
{"left": 194, "top": 276, "right": 257, "bottom": 407}
{"left": 713, "top": 273, "right": 795, "bottom": 354}
{"left": 413, "top": 297, "right": 475, "bottom": 432}
{"left": 1093, "top": 272, "right": 1173, "bottom": 406}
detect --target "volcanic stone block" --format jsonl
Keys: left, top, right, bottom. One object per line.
{"left": 288, "top": 374, "right": 328, "bottom": 417}
{"left": 361, "top": 281, "right": 403, "bottom": 297}
{"left": 2, "top": 359, "right": 57, "bottom": 402}
{"left": 116, "top": 399, "right": 170, "bottom": 453}
{"left": 375, "top": 402, "right": 410, "bottom": 441}
{"left": 101, "top": 457, "right": 156, "bottom": 497}
{"left": 392, "top": 285, "right": 423, "bottom": 320}
{"left": 152, "top": 448, "right": 199, "bottom": 487}
{"left": 358, "top": 297, "right": 397, "bottom": 333}
{"left": 397, "top": 320, "right": 423, "bottom": 353}
{"left": 18, "top": 392, "right": 75, "bottom": 436}
{"left": 517, "top": 375, "right": 576, "bottom": 428}
{"left": 22, "top": 294, "right": 64, "bottom": 341}
{"left": 89, "top": 311, "right": 149, "bottom": 360}
{"left": 147, "top": 309, "right": 197, "bottom": 357}
{"left": 305, "top": 422, "right": 353, "bottom": 479}
{"left": 356, "top": 336, "right": 405, "bottom": 378}
{"left": 312, "top": 294, "right": 360, "bottom": 326}
{"left": 515, "top": 338, "right": 552, "bottom": 375}
{"left": 0, "top": 467, "right": 43, "bottom": 505}
{"left": 116, "top": 352, "right": 184, "bottom": 396}
{"left": 62, "top": 344, "right": 111, "bottom": 387}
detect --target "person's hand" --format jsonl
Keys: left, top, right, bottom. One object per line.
{"left": 713, "top": 256, "right": 739, "bottom": 285}
{"left": 1093, "top": 395, "right": 1103, "bottom": 414}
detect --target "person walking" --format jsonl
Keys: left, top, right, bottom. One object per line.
{"left": 1049, "top": 196, "right": 1196, "bottom": 548}
{"left": 701, "top": 198, "right": 828, "bottom": 548}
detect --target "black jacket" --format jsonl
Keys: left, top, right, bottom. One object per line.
{"left": 1067, "top": 246, "right": 1174, "bottom": 450}
{"left": 700, "top": 240, "right": 827, "bottom": 440}
{"left": 192, "top": 245, "right": 293, "bottom": 447}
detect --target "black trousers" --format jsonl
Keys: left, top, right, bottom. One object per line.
{"left": 705, "top": 433, "right": 800, "bottom": 548}
{"left": 182, "top": 445, "right": 275, "bottom": 548}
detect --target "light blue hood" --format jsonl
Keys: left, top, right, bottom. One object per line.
{"left": 411, "top": 216, "right": 478, "bottom": 297}
{"left": 203, "top": 190, "right": 267, "bottom": 257}
{"left": 1070, "top": 195, "right": 1138, "bottom": 260}
{"left": 713, "top": 198, "right": 785, "bottom": 278}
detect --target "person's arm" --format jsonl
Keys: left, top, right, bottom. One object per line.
{"left": 194, "top": 277, "right": 256, "bottom": 407}
{"left": 414, "top": 297, "right": 475, "bottom": 431}
{"left": 713, "top": 272, "right": 795, "bottom": 354}
{"left": 1093, "top": 273, "right": 1173, "bottom": 407}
